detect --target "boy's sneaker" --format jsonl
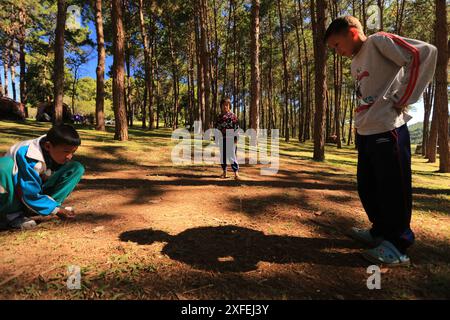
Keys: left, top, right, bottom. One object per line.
{"left": 8, "top": 215, "right": 37, "bottom": 230}
{"left": 348, "top": 227, "right": 383, "bottom": 247}
{"left": 362, "top": 240, "right": 411, "bottom": 267}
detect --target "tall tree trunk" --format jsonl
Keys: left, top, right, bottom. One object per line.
{"left": 341, "top": 85, "right": 349, "bottom": 143}
{"left": 395, "top": 0, "right": 406, "bottom": 35}
{"left": 138, "top": 0, "right": 154, "bottom": 130}
{"left": 377, "top": 0, "right": 384, "bottom": 31}
{"left": 249, "top": 0, "right": 260, "bottom": 133}
{"left": 222, "top": 0, "right": 233, "bottom": 96}
{"left": 235, "top": 43, "right": 240, "bottom": 117}
{"left": 18, "top": 4, "right": 28, "bottom": 116}
{"left": 112, "top": 0, "right": 128, "bottom": 140}
{"left": 325, "top": 88, "right": 330, "bottom": 140}
{"left": 195, "top": 15, "right": 205, "bottom": 125}
{"left": 298, "top": 0, "right": 310, "bottom": 141}
{"left": 232, "top": 2, "right": 238, "bottom": 114}
{"left": 142, "top": 84, "right": 147, "bottom": 128}
{"left": 311, "top": 0, "right": 328, "bottom": 161}
{"left": 347, "top": 89, "right": 355, "bottom": 146}
{"left": 427, "top": 97, "right": 439, "bottom": 162}
{"left": 422, "top": 82, "right": 434, "bottom": 156}
{"left": 3, "top": 45, "right": 10, "bottom": 97}
{"left": 125, "top": 43, "right": 133, "bottom": 127}
{"left": 53, "top": 0, "right": 67, "bottom": 125}
{"left": 71, "top": 68, "right": 78, "bottom": 116}
{"left": 209, "top": 0, "right": 219, "bottom": 119}
{"left": 435, "top": 0, "right": 449, "bottom": 172}
{"left": 361, "top": 0, "right": 367, "bottom": 34}
{"left": 188, "top": 33, "right": 195, "bottom": 128}
{"left": 199, "top": 0, "right": 211, "bottom": 128}
{"left": 94, "top": 0, "right": 105, "bottom": 131}
{"left": 334, "top": 54, "right": 342, "bottom": 148}
{"left": 277, "top": 0, "right": 290, "bottom": 142}
{"left": 242, "top": 60, "right": 247, "bottom": 130}
{"left": 294, "top": 1, "right": 305, "bottom": 142}
{"left": 153, "top": 25, "right": 161, "bottom": 129}
{"left": 10, "top": 48, "right": 17, "bottom": 101}
{"left": 268, "top": 10, "right": 275, "bottom": 132}
{"left": 167, "top": 16, "right": 179, "bottom": 130}
{"left": 0, "top": 67, "right": 3, "bottom": 96}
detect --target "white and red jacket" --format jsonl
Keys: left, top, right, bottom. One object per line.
{"left": 351, "top": 32, "right": 437, "bottom": 135}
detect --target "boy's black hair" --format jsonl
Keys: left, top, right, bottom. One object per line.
{"left": 46, "top": 124, "right": 81, "bottom": 146}
{"left": 324, "top": 16, "right": 364, "bottom": 43}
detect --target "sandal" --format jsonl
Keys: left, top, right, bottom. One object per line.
{"left": 362, "top": 240, "right": 411, "bottom": 267}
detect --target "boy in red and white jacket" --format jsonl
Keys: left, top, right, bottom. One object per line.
{"left": 325, "top": 16, "right": 437, "bottom": 266}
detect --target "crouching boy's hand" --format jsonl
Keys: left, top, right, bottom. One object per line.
{"left": 56, "top": 207, "right": 76, "bottom": 220}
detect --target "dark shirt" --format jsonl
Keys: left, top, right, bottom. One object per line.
{"left": 215, "top": 111, "right": 239, "bottom": 137}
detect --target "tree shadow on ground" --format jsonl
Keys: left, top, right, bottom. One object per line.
{"left": 78, "top": 176, "right": 357, "bottom": 192}
{"left": 120, "top": 225, "right": 366, "bottom": 273}
{"left": 76, "top": 177, "right": 165, "bottom": 205}
{"left": 228, "top": 193, "right": 317, "bottom": 216}
{"left": 413, "top": 194, "right": 450, "bottom": 216}
{"left": 0, "top": 211, "right": 118, "bottom": 233}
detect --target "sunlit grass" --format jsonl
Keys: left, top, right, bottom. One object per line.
{"left": 1, "top": 119, "right": 448, "bottom": 190}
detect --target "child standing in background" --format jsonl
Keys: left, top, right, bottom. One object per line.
{"left": 215, "top": 98, "right": 240, "bottom": 180}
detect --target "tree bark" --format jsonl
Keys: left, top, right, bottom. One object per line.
{"left": 298, "top": 0, "right": 310, "bottom": 141}
{"left": 94, "top": 0, "right": 105, "bottom": 131}
{"left": 395, "top": 0, "right": 406, "bottom": 35}
{"left": 199, "top": 0, "right": 211, "bottom": 128}
{"left": 427, "top": 100, "right": 439, "bottom": 162}
{"left": 334, "top": 54, "right": 342, "bottom": 148}
{"left": 18, "top": 4, "right": 28, "bottom": 116}
{"left": 112, "top": 0, "right": 128, "bottom": 140}
{"left": 435, "top": 0, "right": 449, "bottom": 172}
{"left": 249, "top": 0, "right": 260, "bottom": 133}
{"left": 294, "top": 0, "right": 305, "bottom": 142}
{"left": 377, "top": 0, "right": 384, "bottom": 31}
{"left": 311, "top": 0, "right": 328, "bottom": 161}
{"left": 10, "top": 47, "right": 17, "bottom": 101}
{"left": 53, "top": 0, "right": 67, "bottom": 125}
{"left": 268, "top": 10, "right": 275, "bottom": 132}
{"left": 138, "top": 0, "right": 154, "bottom": 130}
{"left": 3, "top": 48, "right": 9, "bottom": 98}
{"left": 347, "top": 89, "right": 355, "bottom": 146}
{"left": 277, "top": 0, "right": 290, "bottom": 142}
{"left": 422, "top": 82, "right": 434, "bottom": 156}
{"left": 194, "top": 14, "right": 205, "bottom": 125}
{"left": 167, "top": 16, "right": 179, "bottom": 129}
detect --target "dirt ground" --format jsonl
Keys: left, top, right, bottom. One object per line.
{"left": 0, "top": 121, "right": 449, "bottom": 299}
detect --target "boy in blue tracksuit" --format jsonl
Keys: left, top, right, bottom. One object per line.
{"left": 0, "top": 124, "right": 84, "bottom": 230}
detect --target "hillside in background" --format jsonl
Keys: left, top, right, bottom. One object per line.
{"left": 408, "top": 122, "right": 424, "bottom": 145}
{"left": 409, "top": 116, "right": 450, "bottom": 146}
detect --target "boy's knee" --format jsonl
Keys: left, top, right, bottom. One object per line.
{"left": 68, "top": 161, "right": 85, "bottom": 177}
{"left": 0, "top": 157, "right": 14, "bottom": 176}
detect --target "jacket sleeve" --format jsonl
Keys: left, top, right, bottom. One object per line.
{"left": 373, "top": 32, "right": 437, "bottom": 107}
{"left": 16, "top": 147, "right": 59, "bottom": 215}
